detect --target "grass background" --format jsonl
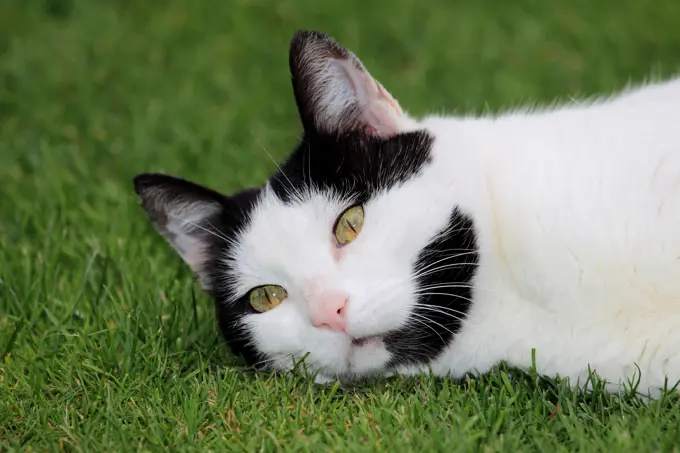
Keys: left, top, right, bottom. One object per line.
{"left": 2, "top": 0, "right": 680, "bottom": 451}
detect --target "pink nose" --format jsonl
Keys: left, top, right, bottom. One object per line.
{"left": 308, "top": 292, "right": 348, "bottom": 333}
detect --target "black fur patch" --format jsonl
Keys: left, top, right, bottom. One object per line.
{"left": 270, "top": 129, "right": 434, "bottom": 205}
{"left": 385, "top": 209, "right": 478, "bottom": 367}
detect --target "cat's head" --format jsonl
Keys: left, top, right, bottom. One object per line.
{"left": 133, "top": 31, "right": 478, "bottom": 380}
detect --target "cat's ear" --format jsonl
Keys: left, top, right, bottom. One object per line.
{"left": 133, "top": 173, "right": 258, "bottom": 290}
{"left": 289, "top": 30, "right": 414, "bottom": 137}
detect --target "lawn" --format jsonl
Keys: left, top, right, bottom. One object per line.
{"left": 2, "top": 0, "right": 680, "bottom": 451}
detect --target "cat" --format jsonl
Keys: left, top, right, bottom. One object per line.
{"left": 133, "top": 30, "right": 680, "bottom": 397}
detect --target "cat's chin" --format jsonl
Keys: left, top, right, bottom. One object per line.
{"left": 304, "top": 334, "right": 393, "bottom": 381}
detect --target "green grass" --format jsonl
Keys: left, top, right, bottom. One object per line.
{"left": 2, "top": 0, "right": 680, "bottom": 450}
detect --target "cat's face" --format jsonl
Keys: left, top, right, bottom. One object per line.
{"left": 134, "top": 31, "right": 478, "bottom": 380}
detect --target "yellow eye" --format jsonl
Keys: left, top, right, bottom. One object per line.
{"left": 249, "top": 285, "right": 288, "bottom": 313}
{"left": 334, "top": 205, "right": 364, "bottom": 245}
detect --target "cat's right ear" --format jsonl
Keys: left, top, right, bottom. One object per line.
{"left": 289, "top": 30, "right": 414, "bottom": 137}
{"left": 133, "top": 173, "right": 258, "bottom": 290}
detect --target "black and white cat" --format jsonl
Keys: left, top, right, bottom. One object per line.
{"left": 134, "top": 30, "right": 680, "bottom": 397}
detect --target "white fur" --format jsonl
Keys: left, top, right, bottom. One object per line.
{"left": 418, "top": 77, "right": 680, "bottom": 397}
{"left": 223, "top": 76, "right": 680, "bottom": 396}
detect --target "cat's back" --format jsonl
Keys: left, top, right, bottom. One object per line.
{"left": 423, "top": 76, "right": 680, "bottom": 315}
{"left": 474, "top": 76, "right": 680, "bottom": 306}
{"left": 493, "top": 76, "right": 680, "bottom": 161}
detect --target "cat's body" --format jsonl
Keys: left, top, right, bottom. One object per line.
{"left": 134, "top": 31, "right": 680, "bottom": 397}
{"left": 400, "top": 80, "right": 680, "bottom": 394}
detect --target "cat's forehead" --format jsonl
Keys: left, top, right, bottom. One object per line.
{"left": 269, "top": 130, "right": 435, "bottom": 203}
{"left": 244, "top": 187, "right": 348, "bottom": 247}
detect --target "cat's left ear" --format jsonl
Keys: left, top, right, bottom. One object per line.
{"left": 289, "top": 30, "right": 415, "bottom": 137}
{"left": 133, "top": 173, "right": 260, "bottom": 290}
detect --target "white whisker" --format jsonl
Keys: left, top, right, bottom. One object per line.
{"left": 414, "top": 251, "right": 479, "bottom": 276}
{"left": 412, "top": 262, "right": 480, "bottom": 281}
{"left": 416, "top": 303, "right": 470, "bottom": 318}
{"left": 169, "top": 213, "right": 230, "bottom": 244}
{"left": 250, "top": 131, "right": 296, "bottom": 195}
{"left": 404, "top": 313, "right": 447, "bottom": 344}
{"left": 408, "top": 312, "right": 457, "bottom": 338}
{"left": 416, "top": 291, "right": 475, "bottom": 306}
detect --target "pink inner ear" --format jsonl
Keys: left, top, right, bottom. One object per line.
{"left": 330, "top": 57, "right": 406, "bottom": 138}
{"left": 361, "top": 98, "right": 410, "bottom": 137}
{"left": 376, "top": 82, "right": 403, "bottom": 114}
{"left": 364, "top": 124, "right": 377, "bottom": 135}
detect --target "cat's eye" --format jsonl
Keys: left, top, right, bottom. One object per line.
{"left": 249, "top": 285, "right": 288, "bottom": 313}
{"left": 334, "top": 205, "right": 364, "bottom": 245}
